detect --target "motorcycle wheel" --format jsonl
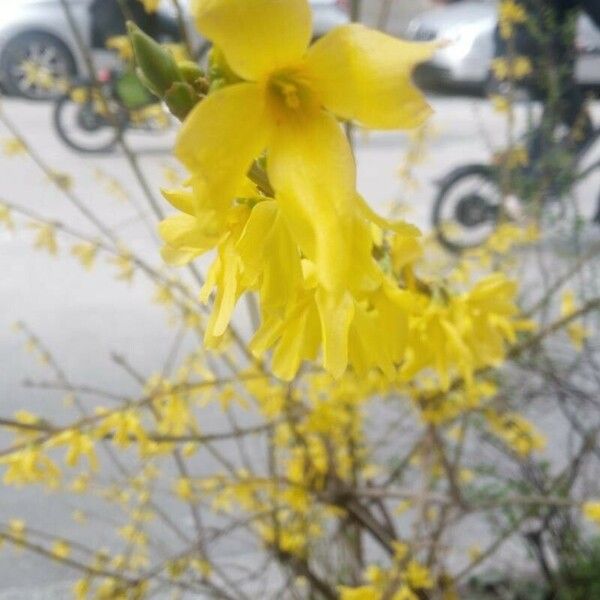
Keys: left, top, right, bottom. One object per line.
{"left": 53, "top": 95, "right": 122, "bottom": 153}
{"left": 432, "top": 164, "right": 502, "bottom": 252}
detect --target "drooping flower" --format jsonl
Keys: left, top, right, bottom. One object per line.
{"left": 178, "top": 0, "right": 434, "bottom": 294}
{"left": 161, "top": 0, "right": 438, "bottom": 378}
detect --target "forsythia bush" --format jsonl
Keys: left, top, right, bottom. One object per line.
{"left": 1, "top": 1, "right": 599, "bottom": 599}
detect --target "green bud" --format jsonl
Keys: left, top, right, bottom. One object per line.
{"left": 164, "top": 82, "right": 200, "bottom": 121}
{"left": 127, "top": 21, "right": 183, "bottom": 97}
{"left": 178, "top": 61, "right": 204, "bottom": 85}
{"left": 178, "top": 60, "right": 210, "bottom": 95}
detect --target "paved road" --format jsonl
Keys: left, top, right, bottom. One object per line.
{"left": 0, "top": 94, "right": 598, "bottom": 597}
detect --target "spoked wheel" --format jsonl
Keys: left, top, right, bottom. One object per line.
{"left": 432, "top": 165, "right": 502, "bottom": 252}
{"left": 53, "top": 95, "right": 123, "bottom": 153}
{"left": 0, "top": 33, "right": 76, "bottom": 100}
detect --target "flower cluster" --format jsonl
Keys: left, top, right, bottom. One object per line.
{"left": 158, "top": 0, "right": 531, "bottom": 384}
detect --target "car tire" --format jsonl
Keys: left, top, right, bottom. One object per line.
{"left": 0, "top": 32, "right": 77, "bottom": 101}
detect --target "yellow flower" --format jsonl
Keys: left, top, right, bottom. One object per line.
{"left": 139, "top": 0, "right": 161, "bottom": 12}
{"left": 2, "top": 138, "right": 27, "bottom": 156}
{"left": 339, "top": 585, "right": 381, "bottom": 600}
{"left": 401, "top": 274, "right": 531, "bottom": 390}
{"left": 0, "top": 202, "right": 14, "bottom": 229}
{"left": 490, "top": 94, "right": 510, "bottom": 113}
{"left": 8, "top": 519, "right": 26, "bottom": 539}
{"left": 561, "top": 290, "right": 588, "bottom": 350}
{"left": 160, "top": 0, "right": 435, "bottom": 378}
{"left": 106, "top": 36, "right": 134, "bottom": 61}
{"left": 491, "top": 56, "right": 531, "bottom": 81}
{"left": 51, "top": 540, "right": 71, "bottom": 559}
{"left": 73, "top": 579, "right": 90, "bottom": 599}
{"left": 584, "top": 501, "right": 600, "bottom": 525}
{"left": 486, "top": 411, "right": 546, "bottom": 456}
{"left": 71, "top": 242, "right": 98, "bottom": 270}
{"left": 29, "top": 223, "right": 58, "bottom": 255}
{"left": 181, "top": 0, "right": 432, "bottom": 293}
{"left": 404, "top": 560, "right": 433, "bottom": 589}
{"left": 392, "top": 587, "right": 419, "bottom": 600}
{"left": 499, "top": 0, "right": 527, "bottom": 39}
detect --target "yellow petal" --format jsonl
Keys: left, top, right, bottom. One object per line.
{"left": 236, "top": 201, "right": 279, "bottom": 284}
{"left": 305, "top": 24, "right": 435, "bottom": 129}
{"left": 176, "top": 83, "right": 268, "bottom": 213}
{"left": 161, "top": 245, "right": 202, "bottom": 266}
{"left": 237, "top": 202, "right": 302, "bottom": 311}
{"left": 161, "top": 187, "right": 195, "bottom": 215}
{"left": 267, "top": 110, "right": 355, "bottom": 294}
{"left": 356, "top": 194, "right": 421, "bottom": 236}
{"left": 158, "top": 213, "right": 220, "bottom": 256}
{"left": 315, "top": 289, "right": 354, "bottom": 378}
{"left": 192, "top": 0, "right": 312, "bottom": 80}
{"left": 204, "top": 239, "right": 240, "bottom": 340}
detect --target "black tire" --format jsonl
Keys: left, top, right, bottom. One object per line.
{"left": 0, "top": 32, "right": 77, "bottom": 100}
{"left": 53, "top": 95, "right": 121, "bottom": 153}
{"left": 432, "top": 164, "right": 501, "bottom": 253}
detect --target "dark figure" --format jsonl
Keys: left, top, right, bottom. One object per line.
{"left": 90, "top": 0, "right": 180, "bottom": 48}
{"left": 495, "top": 0, "right": 600, "bottom": 157}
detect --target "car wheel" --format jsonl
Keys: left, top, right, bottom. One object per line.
{"left": 0, "top": 32, "right": 77, "bottom": 100}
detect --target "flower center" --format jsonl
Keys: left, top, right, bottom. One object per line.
{"left": 267, "top": 69, "right": 318, "bottom": 119}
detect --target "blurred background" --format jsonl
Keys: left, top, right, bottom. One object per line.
{"left": 0, "top": 0, "right": 599, "bottom": 598}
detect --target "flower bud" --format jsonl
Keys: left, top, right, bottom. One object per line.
{"left": 177, "top": 61, "right": 209, "bottom": 95}
{"left": 127, "top": 21, "right": 183, "bottom": 97}
{"left": 164, "top": 82, "right": 200, "bottom": 121}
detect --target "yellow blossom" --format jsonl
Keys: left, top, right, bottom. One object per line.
{"left": 404, "top": 560, "right": 433, "bottom": 589}
{"left": 339, "top": 585, "right": 381, "bottom": 600}
{"left": 29, "top": 223, "right": 58, "bottom": 255}
{"left": 561, "top": 290, "right": 588, "bottom": 349}
{"left": 583, "top": 501, "right": 600, "bottom": 525}
{"left": 392, "top": 587, "right": 419, "bottom": 600}
{"left": 1, "top": 447, "right": 61, "bottom": 488}
{"left": 174, "top": 477, "right": 195, "bottom": 502}
{"left": 51, "top": 540, "right": 71, "bottom": 559}
{"left": 106, "top": 36, "right": 134, "bottom": 61}
{"left": 71, "top": 242, "right": 98, "bottom": 270}
{"left": 499, "top": 0, "right": 527, "bottom": 39}
{"left": 139, "top": 0, "right": 161, "bottom": 12}
{"left": 162, "top": 0, "right": 435, "bottom": 378}
{"left": 2, "top": 138, "right": 27, "bottom": 156}
{"left": 0, "top": 202, "right": 14, "bottom": 229}
{"left": 73, "top": 578, "right": 90, "bottom": 599}
{"left": 486, "top": 411, "right": 546, "bottom": 456}
{"left": 109, "top": 250, "right": 135, "bottom": 282}
{"left": 8, "top": 519, "right": 26, "bottom": 540}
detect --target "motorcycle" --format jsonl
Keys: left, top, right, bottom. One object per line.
{"left": 53, "top": 67, "right": 171, "bottom": 153}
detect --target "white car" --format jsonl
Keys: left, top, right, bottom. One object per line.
{"left": 406, "top": 0, "right": 600, "bottom": 91}
{"left": 0, "top": 0, "right": 349, "bottom": 100}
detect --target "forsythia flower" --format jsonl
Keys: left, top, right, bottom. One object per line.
{"left": 498, "top": 0, "right": 527, "bottom": 39}
{"left": 583, "top": 501, "right": 600, "bottom": 525}
{"left": 401, "top": 274, "right": 534, "bottom": 390}
{"left": 29, "top": 223, "right": 58, "bottom": 255}
{"left": 161, "top": 0, "right": 435, "bottom": 379}
{"left": 139, "top": 0, "right": 161, "bottom": 12}
{"left": 71, "top": 242, "right": 98, "bottom": 270}
{"left": 491, "top": 56, "right": 532, "bottom": 81}
{"left": 486, "top": 411, "right": 546, "bottom": 456}
{"left": 2, "top": 138, "right": 27, "bottom": 156}
{"left": 51, "top": 540, "right": 71, "bottom": 559}
{"left": 0, "top": 202, "right": 14, "bottom": 229}
{"left": 561, "top": 290, "right": 588, "bottom": 350}
{"left": 339, "top": 586, "right": 380, "bottom": 600}
{"left": 106, "top": 36, "right": 134, "bottom": 61}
